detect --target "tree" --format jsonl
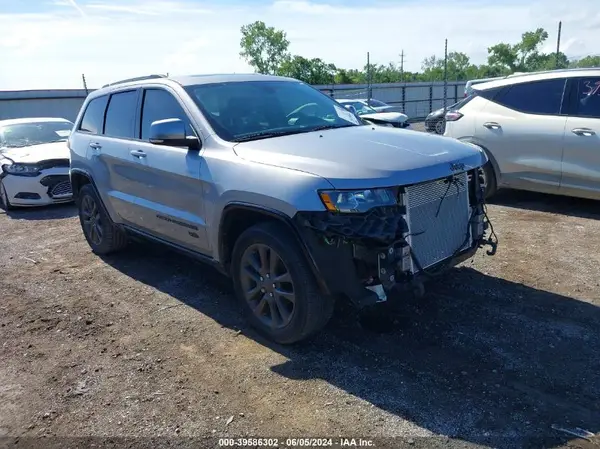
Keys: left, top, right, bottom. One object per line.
{"left": 570, "top": 55, "right": 600, "bottom": 68}
{"left": 238, "top": 22, "right": 600, "bottom": 85}
{"left": 239, "top": 21, "right": 290, "bottom": 75}
{"left": 487, "top": 27, "right": 549, "bottom": 73}
{"left": 278, "top": 56, "right": 337, "bottom": 85}
{"left": 421, "top": 52, "right": 479, "bottom": 81}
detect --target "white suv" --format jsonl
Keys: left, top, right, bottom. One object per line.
{"left": 445, "top": 68, "right": 600, "bottom": 200}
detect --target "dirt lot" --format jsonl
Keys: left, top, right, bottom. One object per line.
{"left": 1, "top": 182, "right": 600, "bottom": 448}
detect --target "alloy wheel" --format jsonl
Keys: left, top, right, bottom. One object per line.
{"left": 478, "top": 167, "right": 488, "bottom": 195}
{"left": 239, "top": 243, "right": 296, "bottom": 329}
{"left": 435, "top": 119, "right": 446, "bottom": 134}
{"left": 81, "top": 195, "right": 103, "bottom": 246}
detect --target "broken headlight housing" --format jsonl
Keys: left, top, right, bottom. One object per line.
{"left": 318, "top": 188, "right": 397, "bottom": 213}
{"left": 1, "top": 163, "right": 41, "bottom": 177}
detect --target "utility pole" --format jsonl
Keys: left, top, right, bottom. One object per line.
{"left": 555, "top": 21, "right": 562, "bottom": 69}
{"left": 399, "top": 50, "right": 405, "bottom": 83}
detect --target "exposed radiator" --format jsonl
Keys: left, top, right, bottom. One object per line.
{"left": 404, "top": 171, "right": 471, "bottom": 271}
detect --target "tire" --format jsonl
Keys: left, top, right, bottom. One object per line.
{"left": 0, "top": 180, "right": 14, "bottom": 211}
{"left": 479, "top": 160, "right": 498, "bottom": 199}
{"left": 77, "top": 183, "right": 128, "bottom": 255}
{"left": 435, "top": 119, "right": 446, "bottom": 134}
{"left": 231, "top": 221, "right": 335, "bottom": 345}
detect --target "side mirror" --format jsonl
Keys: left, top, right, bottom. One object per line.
{"left": 149, "top": 118, "right": 200, "bottom": 150}
{"left": 344, "top": 104, "right": 358, "bottom": 115}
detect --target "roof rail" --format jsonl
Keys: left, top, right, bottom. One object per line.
{"left": 102, "top": 74, "right": 168, "bottom": 88}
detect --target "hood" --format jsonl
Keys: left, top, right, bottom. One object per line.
{"left": 0, "top": 141, "right": 69, "bottom": 164}
{"left": 233, "top": 125, "right": 487, "bottom": 189}
{"left": 360, "top": 111, "right": 408, "bottom": 123}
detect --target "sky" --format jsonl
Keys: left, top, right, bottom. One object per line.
{"left": 0, "top": 0, "right": 598, "bottom": 90}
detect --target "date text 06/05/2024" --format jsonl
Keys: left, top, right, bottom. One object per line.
{"left": 218, "top": 438, "right": 375, "bottom": 447}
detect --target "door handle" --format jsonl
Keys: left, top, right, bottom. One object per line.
{"left": 89, "top": 142, "right": 102, "bottom": 149}
{"left": 483, "top": 122, "right": 501, "bottom": 130}
{"left": 571, "top": 128, "right": 596, "bottom": 137}
{"left": 130, "top": 150, "right": 147, "bottom": 158}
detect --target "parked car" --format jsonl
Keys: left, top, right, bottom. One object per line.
{"left": 364, "top": 98, "right": 405, "bottom": 113}
{"left": 68, "top": 73, "right": 496, "bottom": 344}
{"left": 444, "top": 68, "right": 600, "bottom": 200}
{"left": 463, "top": 73, "right": 529, "bottom": 98}
{"left": 424, "top": 101, "right": 461, "bottom": 134}
{"left": 336, "top": 99, "right": 411, "bottom": 128}
{"left": 0, "top": 117, "right": 74, "bottom": 210}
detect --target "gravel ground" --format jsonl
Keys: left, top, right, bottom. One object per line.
{"left": 1, "top": 141, "right": 600, "bottom": 449}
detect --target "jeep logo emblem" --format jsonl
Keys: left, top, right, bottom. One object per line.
{"left": 450, "top": 162, "right": 465, "bottom": 171}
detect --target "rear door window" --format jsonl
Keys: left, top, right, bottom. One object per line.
{"left": 78, "top": 95, "right": 109, "bottom": 134}
{"left": 492, "top": 78, "right": 567, "bottom": 115}
{"left": 104, "top": 90, "right": 139, "bottom": 139}
{"left": 569, "top": 77, "right": 600, "bottom": 119}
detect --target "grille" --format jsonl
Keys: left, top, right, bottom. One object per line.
{"left": 404, "top": 171, "right": 471, "bottom": 271}
{"left": 50, "top": 181, "right": 72, "bottom": 197}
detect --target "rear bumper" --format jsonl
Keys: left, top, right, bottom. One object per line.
{"left": 1, "top": 169, "right": 73, "bottom": 207}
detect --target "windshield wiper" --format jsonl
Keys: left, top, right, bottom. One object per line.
{"left": 232, "top": 129, "right": 308, "bottom": 143}
{"left": 311, "top": 124, "right": 357, "bottom": 132}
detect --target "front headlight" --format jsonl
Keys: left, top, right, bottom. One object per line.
{"left": 319, "top": 188, "right": 398, "bottom": 213}
{"left": 1, "top": 163, "right": 41, "bottom": 176}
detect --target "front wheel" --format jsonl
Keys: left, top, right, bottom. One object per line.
{"left": 231, "top": 222, "right": 334, "bottom": 345}
{"left": 77, "top": 184, "right": 128, "bottom": 255}
{"left": 0, "top": 180, "right": 14, "bottom": 211}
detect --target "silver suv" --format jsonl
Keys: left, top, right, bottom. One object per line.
{"left": 68, "top": 73, "right": 497, "bottom": 344}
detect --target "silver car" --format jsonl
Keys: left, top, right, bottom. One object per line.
{"left": 68, "top": 73, "right": 497, "bottom": 344}
{"left": 445, "top": 68, "right": 600, "bottom": 200}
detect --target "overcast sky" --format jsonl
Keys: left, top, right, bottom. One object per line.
{"left": 0, "top": 0, "right": 598, "bottom": 90}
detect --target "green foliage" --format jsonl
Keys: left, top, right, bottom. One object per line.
{"left": 239, "top": 22, "right": 598, "bottom": 84}
{"left": 239, "top": 21, "right": 290, "bottom": 75}
{"left": 570, "top": 55, "right": 600, "bottom": 68}
{"left": 278, "top": 56, "right": 337, "bottom": 85}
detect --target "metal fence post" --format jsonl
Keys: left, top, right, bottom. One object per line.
{"left": 401, "top": 85, "right": 406, "bottom": 114}
{"left": 443, "top": 39, "right": 448, "bottom": 114}
{"left": 429, "top": 85, "right": 433, "bottom": 114}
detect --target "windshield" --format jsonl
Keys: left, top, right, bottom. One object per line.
{"left": 0, "top": 121, "right": 73, "bottom": 149}
{"left": 184, "top": 80, "right": 362, "bottom": 142}
{"left": 340, "top": 101, "right": 377, "bottom": 115}
{"left": 368, "top": 99, "right": 387, "bottom": 108}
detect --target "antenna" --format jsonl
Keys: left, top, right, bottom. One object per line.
{"left": 81, "top": 73, "right": 89, "bottom": 95}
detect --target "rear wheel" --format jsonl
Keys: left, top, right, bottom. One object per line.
{"left": 0, "top": 181, "right": 13, "bottom": 211}
{"left": 231, "top": 221, "right": 334, "bottom": 345}
{"left": 435, "top": 119, "right": 446, "bottom": 134}
{"left": 77, "top": 184, "right": 128, "bottom": 254}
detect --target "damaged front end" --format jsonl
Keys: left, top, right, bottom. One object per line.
{"left": 294, "top": 168, "right": 498, "bottom": 309}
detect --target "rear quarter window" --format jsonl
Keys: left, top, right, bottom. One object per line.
{"left": 491, "top": 78, "right": 567, "bottom": 115}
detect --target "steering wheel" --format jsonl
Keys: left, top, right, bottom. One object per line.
{"left": 286, "top": 102, "right": 332, "bottom": 127}
{"left": 286, "top": 102, "right": 321, "bottom": 119}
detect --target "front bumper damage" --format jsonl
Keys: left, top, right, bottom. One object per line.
{"left": 294, "top": 169, "right": 498, "bottom": 309}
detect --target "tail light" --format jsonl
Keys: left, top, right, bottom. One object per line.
{"left": 445, "top": 111, "right": 463, "bottom": 121}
